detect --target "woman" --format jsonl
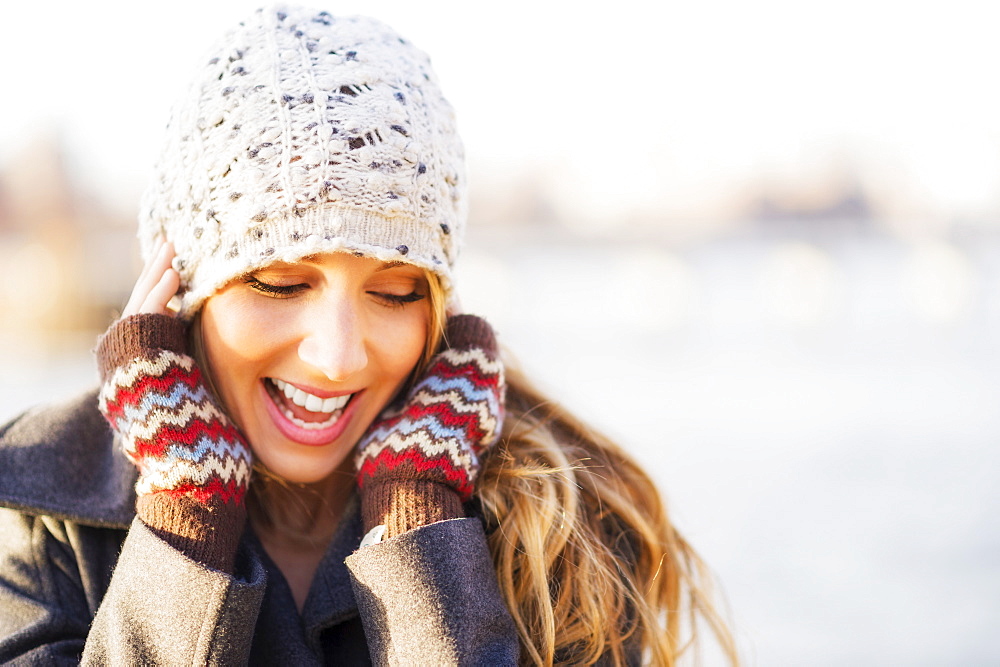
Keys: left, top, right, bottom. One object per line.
{"left": 0, "top": 5, "right": 736, "bottom": 665}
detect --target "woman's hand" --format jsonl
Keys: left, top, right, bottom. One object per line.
{"left": 122, "top": 240, "right": 181, "bottom": 317}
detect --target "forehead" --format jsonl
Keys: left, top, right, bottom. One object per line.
{"left": 258, "top": 252, "right": 423, "bottom": 275}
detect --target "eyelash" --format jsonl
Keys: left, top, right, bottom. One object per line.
{"left": 244, "top": 277, "right": 426, "bottom": 306}
{"left": 244, "top": 277, "right": 306, "bottom": 298}
{"left": 374, "top": 291, "right": 426, "bottom": 307}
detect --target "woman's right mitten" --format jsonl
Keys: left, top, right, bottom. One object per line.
{"left": 97, "top": 313, "right": 253, "bottom": 572}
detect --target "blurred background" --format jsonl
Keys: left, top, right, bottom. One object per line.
{"left": 2, "top": 0, "right": 998, "bottom": 664}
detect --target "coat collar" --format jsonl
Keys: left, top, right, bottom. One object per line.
{"left": 0, "top": 389, "right": 137, "bottom": 529}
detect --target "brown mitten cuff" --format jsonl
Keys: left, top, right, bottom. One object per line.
{"left": 96, "top": 313, "right": 188, "bottom": 382}
{"left": 136, "top": 494, "right": 246, "bottom": 574}
{"left": 361, "top": 479, "right": 464, "bottom": 538}
{"left": 443, "top": 314, "right": 499, "bottom": 355}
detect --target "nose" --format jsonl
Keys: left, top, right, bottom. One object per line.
{"left": 297, "top": 295, "right": 369, "bottom": 382}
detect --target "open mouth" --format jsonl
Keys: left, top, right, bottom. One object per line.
{"left": 264, "top": 378, "right": 356, "bottom": 431}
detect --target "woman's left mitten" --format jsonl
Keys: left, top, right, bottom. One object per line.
{"left": 355, "top": 314, "right": 505, "bottom": 537}
{"left": 96, "top": 313, "right": 253, "bottom": 572}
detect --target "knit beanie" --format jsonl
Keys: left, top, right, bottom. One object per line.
{"left": 139, "top": 5, "right": 466, "bottom": 318}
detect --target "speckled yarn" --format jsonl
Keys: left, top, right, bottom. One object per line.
{"left": 139, "top": 5, "right": 466, "bottom": 318}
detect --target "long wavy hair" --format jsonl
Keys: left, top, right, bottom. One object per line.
{"left": 425, "top": 277, "right": 739, "bottom": 666}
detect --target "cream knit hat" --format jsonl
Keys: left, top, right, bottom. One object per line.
{"left": 139, "top": 5, "right": 466, "bottom": 318}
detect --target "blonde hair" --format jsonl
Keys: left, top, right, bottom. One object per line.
{"left": 482, "top": 366, "right": 739, "bottom": 665}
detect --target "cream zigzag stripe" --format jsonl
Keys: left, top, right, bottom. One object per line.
{"left": 100, "top": 351, "right": 195, "bottom": 395}
{"left": 136, "top": 457, "right": 252, "bottom": 494}
{"left": 438, "top": 348, "right": 503, "bottom": 375}
{"left": 141, "top": 456, "right": 252, "bottom": 482}
{"left": 138, "top": 459, "right": 251, "bottom": 488}
{"left": 118, "top": 400, "right": 232, "bottom": 441}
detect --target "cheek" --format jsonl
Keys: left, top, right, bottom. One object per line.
{"left": 371, "top": 307, "right": 430, "bottom": 383}
{"left": 203, "top": 293, "right": 284, "bottom": 362}
{"left": 200, "top": 294, "right": 284, "bottom": 401}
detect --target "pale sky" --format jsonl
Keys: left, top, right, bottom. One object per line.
{"left": 2, "top": 0, "right": 999, "bottom": 224}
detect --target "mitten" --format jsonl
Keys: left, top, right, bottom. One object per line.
{"left": 96, "top": 313, "right": 253, "bottom": 572}
{"left": 355, "top": 314, "right": 505, "bottom": 538}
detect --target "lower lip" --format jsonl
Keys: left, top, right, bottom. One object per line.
{"left": 260, "top": 382, "right": 364, "bottom": 447}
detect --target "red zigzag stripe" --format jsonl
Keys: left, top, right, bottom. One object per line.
{"left": 398, "top": 400, "right": 491, "bottom": 442}
{"left": 163, "top": 479, "right": 246, "bottom": 505}
{"left": 427, "top": 360, "right": 499, "bottom": 388}
{"left": 358, "top": 447, "right": 474, "bottom": 499}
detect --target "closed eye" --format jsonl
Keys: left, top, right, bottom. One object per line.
{"left": 369, "top": 290, "right": 426, "bottom": 307}
{"left": 244, "top": 276, "right": 308, "bottom": 298}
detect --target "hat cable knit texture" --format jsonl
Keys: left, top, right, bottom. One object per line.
{"left": 140, "top": 5, "right": 466, "bottom": 318}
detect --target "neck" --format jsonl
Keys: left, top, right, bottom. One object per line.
{"left": 249, "top": 463, "right": 355, "bottom": 548}
{"left": 248, "top": 462, "right": 356, "bottom": 613}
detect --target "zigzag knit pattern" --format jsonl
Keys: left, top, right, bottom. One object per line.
{"left": 98, "top": 325, "right": 252, "bottom": 506}
{"left": 356, "top": 316, "right": 504, "bottom": 502}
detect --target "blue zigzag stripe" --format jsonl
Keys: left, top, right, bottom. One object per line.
{"left": 162, "top": 434, "right": 251, "bottom": 463}
{"left": 117, "top": 384, "right": 214, "bottom": 424}
{"left": 415, "top": 375, "right": 498, "bottom": 404}
{"left": 364, "top": 413, "right": 484, "bottom": 444}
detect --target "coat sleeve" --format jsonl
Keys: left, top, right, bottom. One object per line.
{"left": 84, "top": 518, "right": 266, "bottom": 665}
{"left": 0, "top": 508, "right": 267, "bottom": 666}
{"left": 346, "top": 517, "right": 519, "bottom": 666}
{"left": 0, "top": 509, "right": 95, "bottom": 664}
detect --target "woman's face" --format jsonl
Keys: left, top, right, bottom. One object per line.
{"left": 199, "top": 252, "right": 431, "bottom": 484}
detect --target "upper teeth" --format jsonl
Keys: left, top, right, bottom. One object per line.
{"left": 272, "top": 379, "right": 352, "bottom": 414}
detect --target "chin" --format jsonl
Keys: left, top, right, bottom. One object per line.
{"left": 249, "top": 440, "right": 355, "bottom": 486}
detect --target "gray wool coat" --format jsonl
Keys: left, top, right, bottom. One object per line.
{"left": 0, "top": 390, "right": 519, "bottom": 665}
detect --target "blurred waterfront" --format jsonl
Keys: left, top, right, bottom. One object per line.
{"left": 2, "top": 164, "right": 998, "bottom": 663}
{"left": 463, "top": 230, "right": 1000, "bottom": 666}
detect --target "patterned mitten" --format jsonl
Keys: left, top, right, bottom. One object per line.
{"left": 355, "top": 314, "right": 505, "bottom": 538}
{"left": 96, "top": 313, "right": 253, "bottom": 572}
